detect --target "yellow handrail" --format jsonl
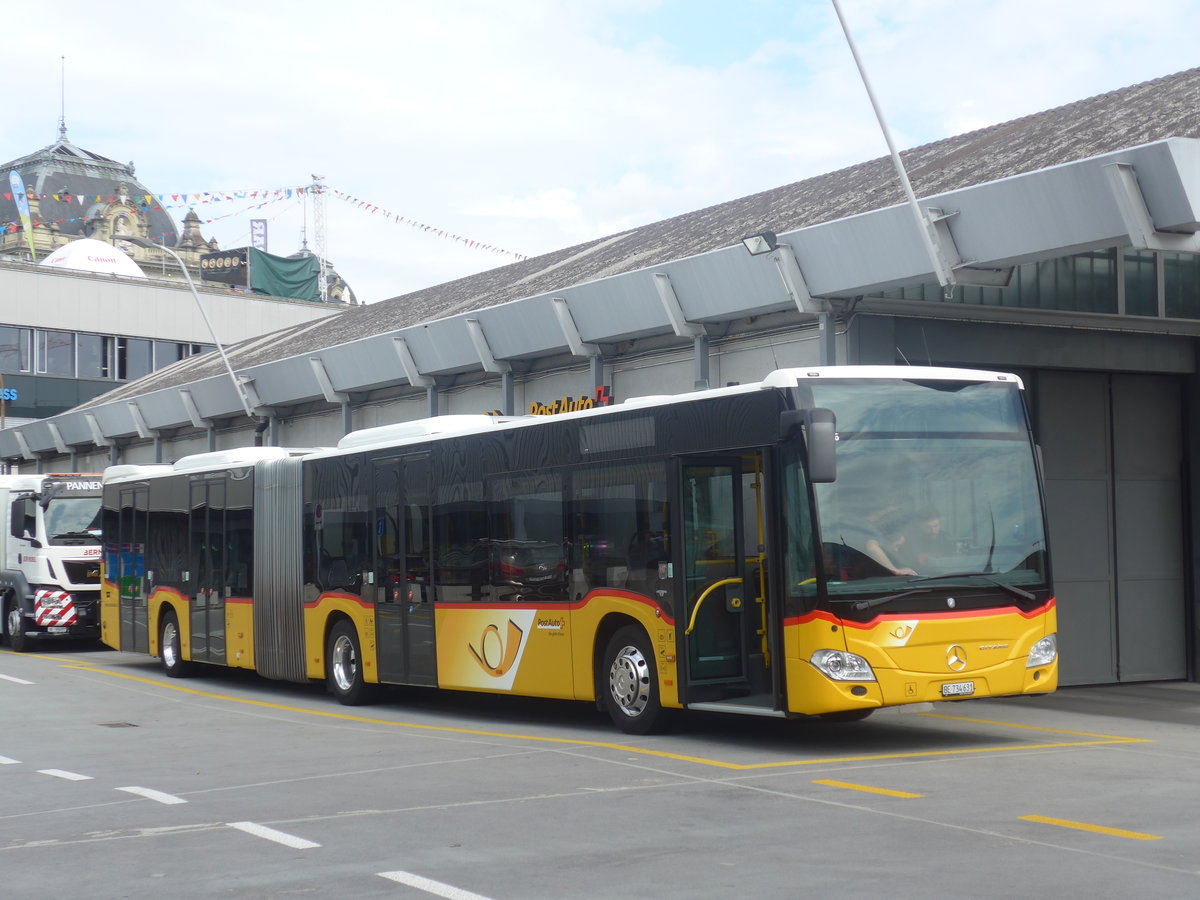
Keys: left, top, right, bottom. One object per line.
{"left": 685, "top": 577, "right": 743, "bottom": 635}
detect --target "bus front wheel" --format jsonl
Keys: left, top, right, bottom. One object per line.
{"left": 601, "top": 625, "right": 671, "bottom": 734}
{"left": 326, "top": 621, "right": 376, "bottom": 706}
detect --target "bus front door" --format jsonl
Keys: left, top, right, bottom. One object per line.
{"left": 678, "top": 452, "right": 777, "bottom": 710}
{"left": 371, "top": 455, "right": 437, "bottom": 686}
{"left": 679, "top": 460, "right": 751, "bottom": 698}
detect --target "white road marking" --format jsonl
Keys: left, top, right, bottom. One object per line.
{"left": 378, "top": 871, "right": 496, "bottom": 900}
{"left": 0, "top": 674, "right": 34, "bottom": 685}
{"left": 117, "top": 786, "right": 187, "bottom": 805}
{"left": 38, "top": 769, "right": 93, "bottom": 781}
{"left": 226, "top": 821, "right": 320, "bottom": 849}
{"left": 0, "top": 755, "right": 20, "bottom": 765}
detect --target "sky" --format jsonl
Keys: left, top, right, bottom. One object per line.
{"left": 8, "top": 0, "right": 1200, "bottom": 304}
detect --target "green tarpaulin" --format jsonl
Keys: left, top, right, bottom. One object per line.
{"left": 248, "top": 248, "right": 321, "bottom": 302}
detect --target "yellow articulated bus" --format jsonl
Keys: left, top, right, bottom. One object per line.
{"left": 101, "top": 366, "right": 1057, "bottom": 733}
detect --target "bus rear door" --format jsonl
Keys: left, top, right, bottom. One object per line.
{"left": 371, "top": 454, "right": 437, "bottom": 686}
{"left": 117, "top": 485, "right": 149, "bottom": 654}
{"left": 188, "top": 476, "right": 226, "bottom": 665}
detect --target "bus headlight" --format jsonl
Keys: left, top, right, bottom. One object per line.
{"left": 811, "top": 649, "right": 876, "bottom": 682}
{"left": 1027, "top": 634, "right": 1057, "bottom": 668}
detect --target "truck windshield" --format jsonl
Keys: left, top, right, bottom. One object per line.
{"left": 786, "top": 378, "right": 1048, "bottom": 610}
{"left": 44, "top": 496, "right": 103, "bottom": 544}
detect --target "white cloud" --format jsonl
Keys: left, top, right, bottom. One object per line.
{"left": 7, "top": 0, "right": 1200, "bottom": 303}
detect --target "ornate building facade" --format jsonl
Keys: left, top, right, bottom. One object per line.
{"left": 0, "top": 127, "right": 355, "bottom": 301}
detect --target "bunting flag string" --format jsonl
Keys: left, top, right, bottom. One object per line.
{"left": 327, "top": 186, "right": 527, "bottom": 261}
{"left": 3, "top": 183, "right": 529, "bottom": 261}
{"left": 1, "top": 189, "right": 300, "bottom": 234}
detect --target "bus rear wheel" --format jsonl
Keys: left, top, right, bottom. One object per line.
{"left": 160, "top": 611, "right": 194, "bottom": 678}
{"left": 326, "top": 620, "right": 377, "bottom": 706}
{"left": 601, "top": 625, "right": 671, "bottom": 734}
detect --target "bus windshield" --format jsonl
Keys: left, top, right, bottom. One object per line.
{"left": 796, "top": 378, "right": 1047, "bottom": 603}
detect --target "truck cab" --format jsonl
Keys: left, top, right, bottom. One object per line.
{"left": 0, "top": 474, "right": 104, "bottom": 652}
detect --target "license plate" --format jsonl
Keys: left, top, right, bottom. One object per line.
{"left": 47, "top": 626, "right": 70, "bottom": 634}
{"left": 941, "top": 680, "right": 975, "bottom": 697}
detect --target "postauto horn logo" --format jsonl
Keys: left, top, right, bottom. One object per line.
{"left": 469, "top": 619, "right": 525, "bottom": 677}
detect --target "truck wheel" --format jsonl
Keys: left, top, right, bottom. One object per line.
{"left": 601, "top": 625, "right": 672, "bottom": 734}
{"left": 5, "top": 601, "right": 29, "bottom": 653}
{"left": 160, "top": 610, "right": 194, "bottom": 677}
{"left": 326, "top": 620, "right": 377, "bottom": 706}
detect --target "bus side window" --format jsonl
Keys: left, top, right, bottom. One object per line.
{"left": 569, "top": 462, "right": 671, "bottom": 602}
{"left": 434, "top": 481, "right": 490, "bottom": 603}
{"left": 488, "top": 472, "right": 566, "bottom": 602}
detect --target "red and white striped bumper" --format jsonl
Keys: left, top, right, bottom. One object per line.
{"left": 34, "top": 589, "right": 78, "bottom": 627}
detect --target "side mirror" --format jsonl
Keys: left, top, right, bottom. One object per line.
{"left": 804, "top": 408, "right": 837, "bottom": 483}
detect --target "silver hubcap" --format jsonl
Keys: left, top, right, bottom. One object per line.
{"left": 608, "top": 644, "right": 651, "bottom": 717}
{"left": 162, "top": 621, "right": 179, "bottom": 668}
{"left": 331, "top": 634, "right": 358, "bottom": 692}
{"left": 7, "top": 607, "right": 21, "bottom": 637}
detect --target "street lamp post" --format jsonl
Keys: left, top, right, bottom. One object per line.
{"left": 118, "top": 234, "right": 257, "bottom": 419}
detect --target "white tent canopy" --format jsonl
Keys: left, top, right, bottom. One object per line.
{"left": 40, "top": 238, "right": 147, "bottom": 278}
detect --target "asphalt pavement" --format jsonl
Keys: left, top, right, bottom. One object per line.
{"left": 2, "top": 644, "right": 1200, "bottom": 899}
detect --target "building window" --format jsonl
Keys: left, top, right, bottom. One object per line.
{"left": 1124, "top": 250, "right": 1159, "bottom": 317}
{"left": 118, "top": 337, "right": 153, "bottom": 381}
{"left": 36, "top": 329, "right": 75, "bottom": 376}
{"left": 153, "top": 341, "right": 214, "bottom": 372}
{"left": 0, "top": 326, "right": 31, "bottom": 373}
{"left": 77, "top": 333, "right": 115, "bottom": 379}
{"left": 1164, "top": 253, "right": 1200, "bottom": 319}
{"left": 880, "top": 248, "right": 1119, "bottom": 314}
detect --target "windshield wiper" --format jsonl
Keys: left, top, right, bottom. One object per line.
{"left": 910, "top": 573, "right": 1035, "bottom": 601}
{"left": 829, "top": 588, "right": 932, "bottom": 611}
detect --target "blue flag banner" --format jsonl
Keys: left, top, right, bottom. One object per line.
{"left": 9, "top": 170, "right": 37, "bottom": 261}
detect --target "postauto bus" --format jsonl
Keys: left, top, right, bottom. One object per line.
{"left": 101, "top": 366, "right": 1056, "bottom": 733}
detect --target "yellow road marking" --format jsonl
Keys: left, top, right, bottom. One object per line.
{"left": 63, "top": 661, "right": 1150, "bottom": 771}
{"left": 813, "top": 779, "right": 922, "bottom": 798}
{"left": 920, "top": 711, "right": 1144, "bottom": 743}
{"left": 1021, "top": 814, "right": 1162, "bottom": 841}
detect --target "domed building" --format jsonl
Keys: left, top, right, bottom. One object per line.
{"left": 0, "top": 125, "right": 355, "bottom": 301}
{"left": 0, "top": 125, "right": 216, "bottom": 279}
{"left": 0, "top": 126, "right": 348, "bottom": 427}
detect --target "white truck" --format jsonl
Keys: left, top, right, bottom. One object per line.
{"left": 0, "top": 474, "right": 104, "bottom": 652}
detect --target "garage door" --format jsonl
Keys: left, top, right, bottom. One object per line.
{"left": 1036, "top": 371, "right": 1185, "bottom": 685}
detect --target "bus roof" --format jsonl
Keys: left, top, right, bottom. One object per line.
{"left": 100, "top": 365, "right": 1023, "bottom": 482}
{"left": 761, "top": 366, "right": 1025, "bottom": 389}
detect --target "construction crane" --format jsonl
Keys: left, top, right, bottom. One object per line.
{"left": 308, "top": 174, "right": 329, "bottom": 302}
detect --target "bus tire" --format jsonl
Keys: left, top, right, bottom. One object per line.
{"left": 326, "top": 620, "right": 376, "bottom": 706}
{"left": 601, "top": 625, "right": 671, "bottom": 734}
{"left": 160, "top": 610, "right": 194, "bottom": 678}
{"left": 5, "top": 597, "right": 30, "bottom": 653}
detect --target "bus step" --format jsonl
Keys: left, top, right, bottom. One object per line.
{"left": 687, "top": 699, "right": 787, "bottom": 718}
